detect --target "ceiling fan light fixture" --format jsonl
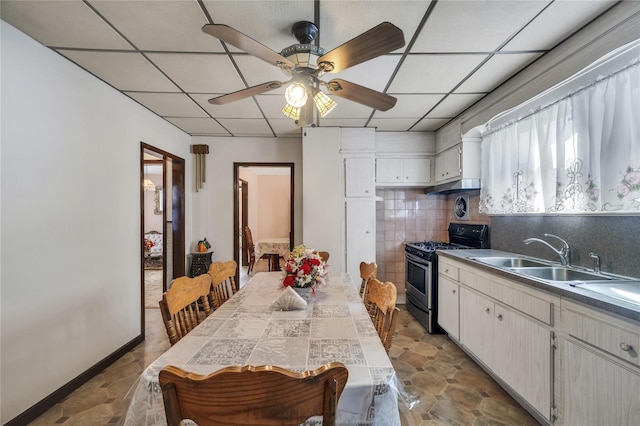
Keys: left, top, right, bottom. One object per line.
{"left": 281, "top": 104, "right": 301, "bottom": 120}
{"left": 312, "top": 89, "right": 337, "bottom": 118}
{"left": 285, "top": 82, "right": 308, "bottom": 107}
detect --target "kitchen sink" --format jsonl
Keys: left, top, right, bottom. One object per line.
{"left": 510, "top": 267, "right": 613, "bottom": 282}
{"left": 472, "top": 257, "right": 550, "bottom": 268}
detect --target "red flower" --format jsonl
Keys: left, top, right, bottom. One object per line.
{"left": 300, "top": 263, "right": 311, "bottom": 275}
{"left": 283, "top": 275, "right": 296, "bottom": 287}
{"left": 309, "top": 258, "right": 321, "bottom": 266}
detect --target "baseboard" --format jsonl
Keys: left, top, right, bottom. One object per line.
{"left": 397, "top": 293, "right": 406, "bottom": 304}
{"left": 4, "top": 334, "right": 144, "bottom": 426}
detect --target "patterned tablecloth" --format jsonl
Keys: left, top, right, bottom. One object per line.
{"left": 255, "top": 237, "right": 290, "bottom": 258}
{"left": 124, "top": 272, "right": 401, "bottom": 426}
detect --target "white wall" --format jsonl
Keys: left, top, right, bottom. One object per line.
{"left": 0, "top": 22, "right": 192, "bottom": 422}
{"left": 190, "top": 136, "right": 303, "bottom": 263}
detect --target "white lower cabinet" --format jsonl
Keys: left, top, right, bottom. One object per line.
{"left": 345, "top": 197, "right": 375, "bottom": 281}
{"left": 558, "top": 339, "right": 640, "bottom": 426}
{"left": 460, "top": 287, "right": 495, "bottom": 366}
{"left": 437, "top": 275, "right": 460, "bottom": 340}
{"left": 556, "top": 300, "right": 640, "bottom": 425}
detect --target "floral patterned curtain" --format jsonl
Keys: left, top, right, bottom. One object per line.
{"left": 480, "top": 57, "right": 640, "bottom": 214}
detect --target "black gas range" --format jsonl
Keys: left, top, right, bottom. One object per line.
{"left": 405, "top": 223, "right": 489, "bottom": 333}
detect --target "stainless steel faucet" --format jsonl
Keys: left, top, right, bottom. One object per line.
{"left": 589, "top": 252, "right": 601, "bottom": 273}
{"left": 523, "top": 234, "right": 572, "bottom": 266}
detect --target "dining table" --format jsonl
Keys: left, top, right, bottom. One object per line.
{"left": 255, "top": 237, "right": 290, "bottom": 271}
{"left": 124, "top": 271, "right": 401, "bottom": 425}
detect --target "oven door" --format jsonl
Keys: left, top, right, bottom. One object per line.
{"left": 405, "top": 252, "right": 433, "bottom": 310}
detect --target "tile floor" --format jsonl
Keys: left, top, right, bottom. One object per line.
{"left": 28, "top": 271, "right": 539, "bottom": 426}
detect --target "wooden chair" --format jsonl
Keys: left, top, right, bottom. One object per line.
{"left": 359, "top": 261, "right": 378, "bottom": 299}
{"left": 207, "top": 260, "right": 238, "bottom": 309}
{"left": 245, "top": 226, "right": 271, "bottom": 274}
{"left": 363, "top": 278, "right": 400, "bottom": 352}
{"left": 159, "top": 274, "right": 212, "bottom": 346}
{"left": 159, "top": 362, "right": 349, "bottom": 426}
{"left": 317, "top": 251, "right": 330, "bottom": 263}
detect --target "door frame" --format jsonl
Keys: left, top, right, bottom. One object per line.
{"left": 141, "top": 143, "right": 186, "bottom": 336}
{"left": 239, "top": 179, "right": 249, "bottom": 266}
{"left": 233, "top": 163, "right": 294, "bottom": 282}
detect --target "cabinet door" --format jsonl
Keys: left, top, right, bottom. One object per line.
{"left": 560, "top": 339, "right": 640, "bottom": 426}
{"left": 438, "top": 275, "right": 459, "bottom": 339}
{"left": 345, "top": 198, "right": 375, "bottom": 280}
{"left": 435, "top": 145, "right": 461, "bottom": 183}
{"left": 375, "top": 158, "right": 403, "bottom": 184}
{"left": 345, "top": 157, "right": 375, "bottom": 197}
{"left": 494, "top": 305, "right": 552, "bottom": 419}
{"left": 403, "top": 158, "right": 431, "bottom": 184}
{"left": 460, "top": 287, "right": 494, "bottom": 366}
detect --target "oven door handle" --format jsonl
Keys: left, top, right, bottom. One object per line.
{"left": 406, "top": 252, "right": 431, "bottom": 265}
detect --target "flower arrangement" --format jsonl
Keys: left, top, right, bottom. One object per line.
{"left": 282, "top": 245, "right": 327, "bottom": 289}
{"left": 144, "top": 238, "right": 155, "bottom": 251}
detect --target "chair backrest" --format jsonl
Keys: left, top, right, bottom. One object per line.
{"left": 317, "top": 251, "right": 330, "bottom": 263}
{"left": 159, "top": 274, "right": 212, "bottom": 345}
{"left": 208, "top": 260, "right": 238, "bottom": 309}
{"left": 363, "top": 278, "right": 399, "bottom": 352}
{"left": 159, "top": 362, "right": 349, "bottom": 426}
{"left": 245, "top": 226, "right": 256, "bottom": 259}
{"left": 359, "top": 262, "right": 378, "bottom": 299}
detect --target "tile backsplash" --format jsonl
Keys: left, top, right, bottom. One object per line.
{"left": 375, "top": 188, "right": 490, "bottom": 293}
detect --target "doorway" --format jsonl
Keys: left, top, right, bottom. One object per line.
{"left": 141, "top": 143, "right": 186, "bottom": 336}
{"left": 234, "top": 163, "right": 294, "bottom": 286}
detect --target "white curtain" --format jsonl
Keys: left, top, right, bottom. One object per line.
{"left": 480, "top": 55, "right": 640, "bottom": 214}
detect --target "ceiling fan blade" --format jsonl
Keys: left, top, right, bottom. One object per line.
{"left": 317, "top": 22, "right": 404, "bottom": 73}
{"left": 202, "top": 24, "right": 294, "bottom": 68}
{"left": 326, "top": 79, "right": 397, "bottom": 111}
{"left": 208, "top": 81, "right": 283, "bottom": 105}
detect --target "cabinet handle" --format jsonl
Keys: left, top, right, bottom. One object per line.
{"left": 496, "top": 314, "right": 503, "bottom": 321}
{"left": 484, "top": 307, "right": 490, "bottom": 314}
{"left": 444, "top": 268, "right": 449, "bottom": 273}
{"left": 365, "top": 231, "right": 371, "bottom": 234}
{"left": 620, "top": 342, "right": 632, "bottom": 352}
{"left": 452, "top": 289, "right": 456, "bottom": 294}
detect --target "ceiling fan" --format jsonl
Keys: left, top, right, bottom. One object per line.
{"left": 202, "top": 21, "right": 405, "bottom": 126}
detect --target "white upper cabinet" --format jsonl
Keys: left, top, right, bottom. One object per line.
{"left": 376, "top": 156, "right": 432, "bottom": 186}
{"left": 434, "top": 145, "right": 461, "bottom": 183}
{"left": 345, "top": 156, "right": 375, "bottom": 197}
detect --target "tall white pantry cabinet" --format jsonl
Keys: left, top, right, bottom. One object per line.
{"left": 302, "top": 127, "right": 376, "bottom": 281}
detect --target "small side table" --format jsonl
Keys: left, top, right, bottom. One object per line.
{"left": 188, "top": 252, "right": 213, "bottom": 277}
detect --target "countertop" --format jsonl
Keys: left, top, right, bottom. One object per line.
{"left": 437, "top": 249, "right": 640, "bottom": 322}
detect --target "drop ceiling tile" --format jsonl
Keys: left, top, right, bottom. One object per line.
{"left": 217, "top": 119, "right": 274, "bottom": 136}
{"left": 201, "top": 0, "right": 314, "bottom": 53}
{"left": 412, "top": 0, "right": 548, "bottom": 53}
{"left": 165, "top": 117, "right": 228, "bottom": 135}
{"left": 58, "top": 50, "right": 179, "bottom": 92}
{"left": 233, "top": 56, "right": 291, "bottom": 90}
{"left": 373, "top": 94, "right": 445, "bottom": 119}
{"left": 503, "top": 1, "right": 618, "bottom": 51}
{"left": 388, "top": 54, "right": 487, "bottom": 93}
{"left": 318, "top": 118, "right": 370, "bottom": 127}
{"left": 411, "top": 118, "right": 451, "bottom": 132}
{"left": 125, "top": 92, "right": 208, "bottom": 117}
{"left": 455, "top": 52, "right": 542, "bottom": 93}
{"left": 319, "top": 1, "right": 429, "bottom": 54}
{"left": 329, "top": 55, "right": 402, "bottom": 92}
{"left": 0, "top": 0, "right": 132, "bottom": 49}
{"left": 254, "top": 95, "right": 295, "bottom": 119}
{"left": 90, "top": 0, "right": 219, "bottom": 52}
{"left": 268, "top": 119, "right": 303, "bottom": 138}
{"left": 191, "top": 94, "right": 263, "bottom": 119}
{"left": 146, "top": 53, "right": 245, "bottom": 93}
{"left": 323, "top": 99, "right": 373, "bottom": 119}
{"left": 427, "top": 93, "right": 486, "bottom": 118}
{"left": 368, "top": 118, "right": 419, "bottom": 132}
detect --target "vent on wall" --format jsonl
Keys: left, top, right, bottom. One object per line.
{"left": 454, "top": 194, "right": 469, "bottom": 221}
